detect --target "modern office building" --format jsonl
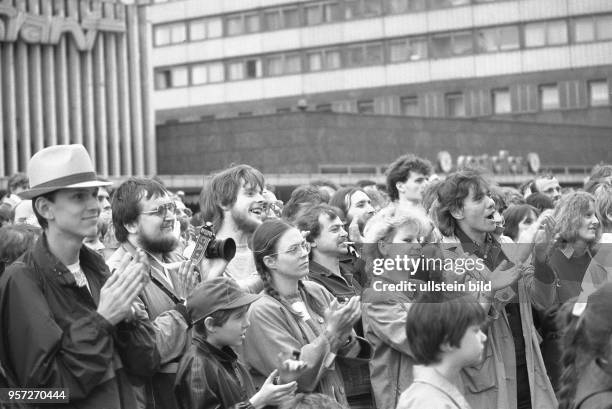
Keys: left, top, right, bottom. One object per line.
{"left": 145, "top": 0, "right": 612, "bottom": 126}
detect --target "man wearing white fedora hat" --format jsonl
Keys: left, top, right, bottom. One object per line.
{"left": 0, "top": 144, "right": 160, "bottom": 408}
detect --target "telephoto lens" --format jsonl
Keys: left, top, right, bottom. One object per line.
{"left": 206, "top": 237, "right": 236, "bottom": 262}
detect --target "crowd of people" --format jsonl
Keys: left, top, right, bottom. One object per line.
{"left": 1, "top": 143, "right": 612, "bottom": 409}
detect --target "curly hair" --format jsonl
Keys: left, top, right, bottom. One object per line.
{"left": 557, "top": 284, "right": 612, "bottom": 409}
{"left": 594, "top": 183, "right": 612, "bottom": 231}
{"left": 584, "top": 164, "right": 612, "bottom": 194}
{"left": 385, "top": 154, "right": 432, "bottom": 202}
{"left": 549, "top": 191, "right": 600, "bottom": 254}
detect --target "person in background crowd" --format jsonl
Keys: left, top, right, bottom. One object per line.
{"left": 98, "top": 185, "right": 112, "bottom": 214}
{"left": 502, "top": 204, "right": 541, "bottom": 243}
{"left": 330, "top": 186, "right": 375, "bottom": 239}
{"left": 0, "top": 224, "right": 40, "bottom": 277}
{"left": 243, "top": 219, "right": 365, "bottom": 406}
{"left": 310, "top": 179, "right": 340, "bottom": 199}
{"left": 526, "top": 192, "right": 554, "bottom": 213}
{"left": 0, "top": 189, "right": 8, "bottom": 203}
{"left": 501, "top": 186, "right": 525, "bottom": 207}
{"left": 175, "top": 277, "right": 304, "bottom": 409}
{"left": 283, "top": 184, "right": 331, "bottom": 224}
{"left": 533, "top": 174, "right": 562, "bottom": 205}
{"left": 2, "top": 172, "right": 28, "bottom": 210}
{"left": 199, "top": 164, "right": 266, "bottom": 292}
{"left": 0, "top": 203, "right": 12, "bottom": 227}
{"left": 396, "top": 293, "right": 487, "bottom": 409}
{"left": 580, "top": 184, "right": 612, "bottom": 297}
{"left": 385, "top": 154, "right": 432, "bottom": 208}
{"left": 557, "top": 283, "right": 612, "bottom": 409}
{"left": 13, "top": 200, "right": 40, "bottom": 227}
{"left": 361, "top": 205, "right": 439, "bottom": 409}
{"left": 584, "top": 163, "right": 612, "bottom": 194}
{"left": 262, "top": 185, "right": 283, "bottom": 220}
{"left": 436, "top": 169, "right": 557, "bottom": 409}
{"left": 0, "top": 144, "right": 159, "bottom": 408}
{"left": 109, "top": 177, "right": 198, "bottom": 409}
{"left": 361, "top": 184, "right": 389, "bottom": 212}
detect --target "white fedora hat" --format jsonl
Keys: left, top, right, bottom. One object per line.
{"left": 19, "top": 144, "right": 112, "bottom": 200}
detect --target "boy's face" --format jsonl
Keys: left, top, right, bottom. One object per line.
{"left": 455, "top": 324, "right": 487, "bottom": 367}
{"left": 215, "top": 307, "right": 251, "bottom": 348}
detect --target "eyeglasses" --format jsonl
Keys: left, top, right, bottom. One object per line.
{"left": 270, "top": 241, "right": 311, "bottom": 257}
{"left": 140, "top": 202, "right": 177, "bottom": 218}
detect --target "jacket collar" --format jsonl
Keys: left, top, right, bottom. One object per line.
{"left": 412, "top": 365, "right": 471, "bottom": 409}
{"left": 32, "top": 233, "right": 108, "bottom": 287}
{"left": 193, "top": 335, "right": 238, "bottom": 365}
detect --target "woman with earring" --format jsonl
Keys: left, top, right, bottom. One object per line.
{"left": 243, "top": 219, "right": 365, "bottom": 406}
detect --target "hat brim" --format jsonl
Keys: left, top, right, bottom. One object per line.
{"left": 19, "top": 180, "right": 113, "bottom": 200}
{"left": 191, "top": 292, "right": 262, "bottom": 325}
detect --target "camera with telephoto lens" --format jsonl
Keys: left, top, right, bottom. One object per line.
{"left": 190, "top": 223, "right": 236, "bottom": 264}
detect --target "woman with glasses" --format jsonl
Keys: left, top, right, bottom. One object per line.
{"left": 243, "top": 219, "right": 363, "bottom": 406}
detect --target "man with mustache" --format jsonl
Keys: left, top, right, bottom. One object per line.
{"left": 109, "top": 177, "right": 198, "bottom": 409}
{"left": 199, "top": 164, "right": 266, "bottom": 292}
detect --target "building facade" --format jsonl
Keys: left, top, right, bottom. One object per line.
{"left": 146, "top": 0, "right": 612, "bottom": 125}
{"left": 0, "top": 0, "right": 156, "bottom": 179}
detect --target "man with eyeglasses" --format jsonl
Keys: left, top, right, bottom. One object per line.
{"left": 109, "top": 177, "right": 199, "bottom": 409}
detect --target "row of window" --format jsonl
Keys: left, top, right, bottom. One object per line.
{"left": 221, "top": 80, "right": 609, "bottom": 120}
{"left": 154, "top": 15, "right": 612, "bottom": 88}
{"left": 153, "top": 0, "right": 509, "bottom": 46}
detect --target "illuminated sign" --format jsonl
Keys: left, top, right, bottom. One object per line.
{"left": 0, "top": 1, "right": 125, "bottom": 51}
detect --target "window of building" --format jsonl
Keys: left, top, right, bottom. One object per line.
{"left": 325, "top": 49, "right": 342, "bottom": 69}
{"left": 283, "top": 8, "right": 300, "bottom": 28}
{"left": 207, "top": 18, "right": 222, "bottom": 38}
{"left": 245, "top": 59, "right": 261, "bottom": 78}
{"left": 285, "top": 54, "right": 302, "bottom": 73}
{"left": 539, "top": 84, "right": 559, "bottom": 110}
{"left": 208, "top": 63, "right": 224, "bottom": 82}
{"left": 492, "top": 88, "right": 511, "bottom": 114}
{"left": 346, "top": 43, "right": 383, "bottom": 67}
{"left": 573, "top": 17, "right": 595, "bottom": 43}
{"left": 305, "top": 1, "right": 341, "bottom": 25}
{"left": 400, "top": 96, "right": 419, "bottom": 116}
{"left": 596, "top": 15, "right": 612, "bottom": 40}
{"left": 266, "top": 56, "right": 284, "bottom": 76}
{"left": 357, "top": 99, "right": 375, "bottom": 114}
{"left": 345, "top": 0, "right": 382, "bottom": 19}
{"left": 188, "top": 18, "right": 222, "bottom": 41}
{"left": 589, "top": 80, "right": 609, "bottom": 106}
{"left": 155, "top": 70, "right": 171, "bottom": 89}
{"left": 385, "top": 0, "right": 425, "bottom": 13}
{"left": 172, "top": 67, "right": 188, "bottom": 87}
{"left": 228, "top": 61, "right": 244, "bottom": 80}
{"left": 155, "top": 66, "right": 189, "bottom": 89}
{"left": 191, "top": 64, "right": 208, "bottom": 84}
{"left": 245, "top": 13, "right": 260, "bottom": 33}
{"left": 154, "top": 23, "right": 186, "bottom": 46}
{"left": 432, "top": 32, "right": 472, "bottom": 58}
{"left": 525, "top": 20, "right": 568, "bottom": 47}
{"left": 264, "top": 10, "right": 282, "bottom": 30}
{"left": 430, "top": 0, "right": 469, "bottom": 9}
{"left": 446, "top": 93, "right": 465, "bottom": 117}
{"left": 307, "top": 52, "right": 323, "bottom": 71}
{"left": 389, "top": 38, "right": 427, "bottom": 62}
{"left": 226, "top": 15, "right": 243, "bottom": 35}
{"left": 477, "top": 25, "right": 519, "bottom": 52}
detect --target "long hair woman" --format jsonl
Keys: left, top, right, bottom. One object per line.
{"left": 242, "top": 219, "right": 363, "bottom": 406}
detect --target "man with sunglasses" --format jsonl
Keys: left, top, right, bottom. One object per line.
{"left": 109, "top": 177, "right": 198, "bottom": 409}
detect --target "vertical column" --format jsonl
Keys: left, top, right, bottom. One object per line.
{"left": 127, "top": 4, "right": 144, "bottom": 176}
{"left": 41, "top": 0, "right": 57, "bottom": 146}
{"left": 138, "top": 5, "right": 156, "bottom": 175}
{"left": 16, "top": 0, "right": 31, "bottom": 167}
{"left": 28, "top": 0, "right": 44, "bottom": 153}
{"left": 0, "top": 44, "right": 4, "bottom": 177}
{"left": 93, "top": 0, "right": 109, "bottom": 176}
{"left": 116, "top": 3, "right": 133, "bottom": 175}
{"left": 80, "top": 0, "right": 96, "bottom": 162}
{"left": 55, "top": 0, "right": 71, "bottom": 144}
{"left": 104, "top": 1, "right": 120, "bottom": 176}
{"left": 67, "top": 0, "right": 82, "bottom": 144}
{"left": 2, "top": 42, "right": 18, "bottom": 175}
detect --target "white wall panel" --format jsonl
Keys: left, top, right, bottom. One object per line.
{"left": 473, "top": 2, "right": 520, "bottom": 27}
{"left": 430, "top": 56, "right": 475, "bottom": 80}
{"left": 340, "top": 19, "right": 385, "bottom": 43}
{"left": 474, "top": 52, "right": 522, "bottom": 77}
{"left": 568, "top": 0, "right": 612, "bottom": 15}
{"left": 261, "top": 75, "right": 304, "bottom": 98}
{"left": 187, "top": 83, "right": 226, "bottom": 106}
{"left": 300, "top": 24, "right": 347, "bottom": 48}
{"left": 385, "top": 61, "right": 431, "bottom": 85}
{"left": 224, "top": 79, "right": 265, "bottom": 102}
{"left": 569, "top": 42, "right": 612, "bottom": 68}
{"left": 383, "top": 13, "right": 428, "bottom": 37}
{"left": 302, "top": 71, "right": 349, "bottom": 94}
{"left": 427, "top": 7, "right": 473, "bottom": 32}
{"left": 519, "top": 0, "right": 568, "bottom": 22}
{"left": 341, "top": 66, "right": 387, "bottom": 89}
{"left": 521, "top": 48, "right": 571, "bottom": 73}
{"left": 154, "top": 88, "right": 190, "bottom": 110}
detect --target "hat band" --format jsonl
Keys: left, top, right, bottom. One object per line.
{"left": 32, "top": 172, "right": 98, "bottom": 189}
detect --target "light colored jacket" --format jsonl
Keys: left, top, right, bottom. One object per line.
{"left": 397, "top": 365, "right": 472, "bottom": 409}
{"left": 439, "top": 236, "right": 557, "bottom": 409}
{"left": 361, "top": 284, "right": 416, "bottom": 409}
{"left": 242, "top": 281, "right": 365, "bottom": 406}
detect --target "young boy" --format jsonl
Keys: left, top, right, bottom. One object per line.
{"left": 396, "top": 293, "right": 487, "bottom": 409}
{"left": 174, "top": 277, "right": 303, "bottom": 409}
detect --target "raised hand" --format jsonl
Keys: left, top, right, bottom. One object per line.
{"left": 170, "top": 260, "right": 198, "bottom": 299}
{"left": 249, "top": 369, "right": 298, "bottom": 409}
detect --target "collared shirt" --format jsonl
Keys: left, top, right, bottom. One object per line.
{"left": 308, "top": 259, "right": 362, "bottom": 302}
{"left": 396, "top": 365, "right": 472, "bottom": 409}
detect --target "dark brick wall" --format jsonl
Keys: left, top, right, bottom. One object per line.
{"left": 156, "top": 112, "right": 612, "bottom": 175}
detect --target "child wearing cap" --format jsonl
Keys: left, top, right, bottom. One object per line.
{"left": 174, "top": 277, "right": 305, "bottom": 409}
{"left": 396, "top": 293, "right": 487, "bottom": 409}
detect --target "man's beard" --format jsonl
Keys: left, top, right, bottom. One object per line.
{"left": 231, "top": 207, "right": 261, "bottom": 235}
{"left": 139, "top": 231, "right": 178, "bottom": 254}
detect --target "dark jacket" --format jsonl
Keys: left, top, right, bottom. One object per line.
{"left": 174, "top": 336, "right": 256, "bottom": 409}
{"left": 0, "top": 235, "right": 160, "bottom": 409}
